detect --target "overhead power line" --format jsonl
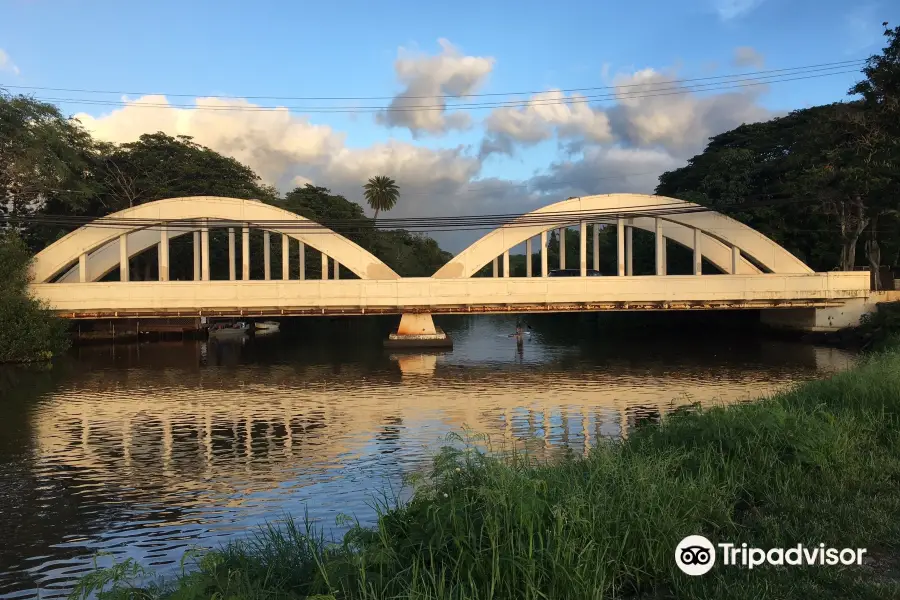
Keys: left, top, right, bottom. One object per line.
{"left": 0, "top": 59, "right": 863, "bottom": 102}
{"left": 1, "top": 194, "right": 820, "bottom": 235}
{"left": 4, "top": 63, "right": 863, "bottom": 114}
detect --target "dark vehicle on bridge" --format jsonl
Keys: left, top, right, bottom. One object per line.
{"left": 548, "top": 269, "right": 603, "bottom": 277}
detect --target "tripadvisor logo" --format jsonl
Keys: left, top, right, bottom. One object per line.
{"left": 675, "top": 535, "right": 867, "bottom": 576}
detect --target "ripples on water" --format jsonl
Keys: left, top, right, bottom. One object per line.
{"left": 0, "top": 314, "right": 855, "bottom": 598}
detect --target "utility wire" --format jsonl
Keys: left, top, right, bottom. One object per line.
{"left": 1, "top": 195, "right": 820, "bottom": 235}
{"left": 21, "top": 67, "right": 860, "bottom": 114}
{"left": 0, "top": 59, "right": 864, "bottom": 102}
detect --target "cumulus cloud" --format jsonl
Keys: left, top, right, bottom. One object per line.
{"left": 0, "top": 48, "right": 20, "bottom": 75}
{"left": 711, "top": 0, "right": 766, "bottom": 20}
{"left": 732, "top": 46, "right": 765, "bottom": 68}
{"left": 480, "top": 90, "right": 613, "bottom": 158}
{"left": 478, "top": 65, "right": 771, "bottom": 160}
{"left": 604, "top": 67, "right": 771, "bottom": 157}
{"left": 375, "top": 39, "right": 494, "bottom": 137}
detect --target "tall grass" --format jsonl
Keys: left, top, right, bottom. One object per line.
{"left": 72, "top": 351, "right": 900, "bottom": 600}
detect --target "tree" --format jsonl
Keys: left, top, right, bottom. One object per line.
{"left": 0, "top": 231, "right": 69, "bottom": 362}
{"left": 656, "top": 107, "right": 843, "bottom": 271}
{"left": 847, "top": 23, "right": 900, "bottom": 286}
{"left": 0, "top": 92, "right": 102, "bottom": 250}
{"left": 95, "top": 132, "right": 277, "bottom": 212}
{"left": 363, "top": 175, "right": 399, "bottom": 221}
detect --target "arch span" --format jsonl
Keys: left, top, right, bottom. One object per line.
{"left": 32, "top": 196, "right": 400, "bottom": 283}
{"left": 433, "top": 194, "right": 811, "bottom": 278}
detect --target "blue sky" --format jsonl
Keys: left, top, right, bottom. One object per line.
{"left": 0, "top": 0, "right": 896, "bottom": 248}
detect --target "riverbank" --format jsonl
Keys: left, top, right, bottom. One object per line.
{"left": 69, "top": 344, "right": 900, "bottom": 600}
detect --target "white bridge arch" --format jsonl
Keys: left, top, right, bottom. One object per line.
{"left": 32, "top": 196, "right": 400, "bottom": 284}
{"left": 434, "top": 193, "right": 812, "bottom": 279}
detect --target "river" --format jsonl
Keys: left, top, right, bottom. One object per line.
{"left": 0, "top": 313, "right": 855, "bottom": 598}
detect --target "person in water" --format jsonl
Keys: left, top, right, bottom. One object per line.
{"left": 515, "top": 318, "right": 524, "bottom": 337}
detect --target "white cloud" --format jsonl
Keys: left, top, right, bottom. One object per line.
{"left": 733, "top": 46, "right": 765, "bottom": 68}
{"left": 0, "top": 48, "right": 20, "bottom": 75}
{"left": 375, "top": 39, "right": 494, "bottom": 137}
{"left": 711, "top": 0, "right": 766, "bottom": 20}
{"left": 604, "top": 67, "right": 771, "bottom": 157}
{"left": 478, "top": 65, "right": 772, "bottom": 160}
{"left": 480, "top": 89, "right": 613, "bottom": 157}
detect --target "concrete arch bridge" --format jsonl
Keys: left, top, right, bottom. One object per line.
{"left": 28, "top": 194, "right": 873, "bottom": 341}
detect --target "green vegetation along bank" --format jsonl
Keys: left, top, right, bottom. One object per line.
{"left": 72, "top": 347, "right": 900, "bottom": 599}
{"left": 0, "top": 232, "right": 69, "bottom": 363}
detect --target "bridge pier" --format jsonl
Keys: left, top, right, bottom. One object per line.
{"left": 384, "top": 313, "right": 453, "bottom": 350}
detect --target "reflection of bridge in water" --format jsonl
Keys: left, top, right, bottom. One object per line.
{"left": 35, "top": 341, "right": 855, "bottom": 503}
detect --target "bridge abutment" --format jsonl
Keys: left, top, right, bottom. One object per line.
{"left": 384, "top": 313, "right": 453, "bottom": 350}
{"left": 760, "top": 292, "right": 900, "bottom": 333}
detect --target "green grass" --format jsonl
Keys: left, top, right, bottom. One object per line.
{"left": 71, "top": 350, "right": 900, "bottom": 600}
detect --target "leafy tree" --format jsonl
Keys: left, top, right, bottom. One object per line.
{"left": 0, "top": 92, "right": 101, "bottom": 250}
{"left": 363, "top": 175, "right": 399, "bottom": 221}
{"left": 0, "top": 232, "right": 69, "bottom": 362}
{"left": 847, "top": 23, "right": 900, "bottom": 286}
{"left": 95, "top": 132, "right": 278, "bottom": 211}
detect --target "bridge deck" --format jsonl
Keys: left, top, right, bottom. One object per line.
{"left": 30, "top": 272, "right": 870, "bottom": 319}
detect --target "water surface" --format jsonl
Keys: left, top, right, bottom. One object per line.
{"left": 0, "top": 314, "right": 855, "bottom": 598}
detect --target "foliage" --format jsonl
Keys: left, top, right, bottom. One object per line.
{"left": 657, "top": 26, "right": 900, "bottom": 274}
{"left": 0, "top": 232, "right": 69, "bottom": 363}
{"left": 0, "top": 91, "right": 101, "bottom": 250}
{"left": 283, "top": 184, "right": 452, "bottom": 277}
{"left": 362, "top": 175, "right": 399, "bottom": 221}
{"left": 70, "top": 348, "right": 900, "bottom": 599}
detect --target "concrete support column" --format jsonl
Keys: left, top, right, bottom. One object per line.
{"left": 592, "top": 224, "right": 600, "bottom": 271}
{"left": 333, "top": 258, "right": 339, "bottom": 280}
{"left": 503, "top": 250, "right": 510, "bottom": 278}
{"left": 616, "top": 218, "right": 625, "bottom": 276}
{"left": 79, "top": 253, "right": 88, "bottom": 283}
{"left": 579, "top": 220, "right": 587, "bottom": 277}
{"left": 526, "top": 238, "right": 533, "bottom": 277}
{"left": 159, "top": 224, "right": 169, "bottom": 281}
{"left": 298, "top": 241, "right": 305, "bottom": 280}
{"left": 321, "top": 253, "right": 328, "bottom": 280}
{"left": 693, "top": 228, "right": 703, "bottom": 276}
{"left": 625, "top": 224, "right": 633, "bottom": 276}
{"left": 662, "top": 237, "right": 667, "bottom": 275}
{"left": 655, "top": 218, "right": 665, "bottom": 276}
{"left": 200, "top": 220, "right": 210, "bottom": 281}
{"left": 493, "top": 257, "right": 498, "bottom": 277}
{"left": 386, "top": 313, "right": 452, "bottom": 349}
{"left": 263, "top": 231, "right": 271, "bottom": 280}
{"left": 541, "top": 230, "right": 548, "bottom": 277}
{"left": 193, "top": 231, "right": 201, "bottom": 281}
{"left": 241, "top": 225, "right": 250, "bottom": 281}
{"left": 119, "top": 233, "right": 129, "bottom": 282}
{"left": 281, "top": 234, "right": 289, "bottom": 280}
{"left": 228, "top": 228, "right": 236, "bottom": 281}
{"left": 732, "top": 246, "right": 741, "bottom": 275}
{"left": 559, "top": 227, "right": 566, "bottom": 270}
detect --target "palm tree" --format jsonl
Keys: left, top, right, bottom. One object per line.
{"left": 363, "top": 175, "right": 400, "bottom": 221}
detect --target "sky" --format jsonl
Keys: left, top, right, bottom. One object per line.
{"left": 0, "top": 0, "right": 897, "bottom": 251}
